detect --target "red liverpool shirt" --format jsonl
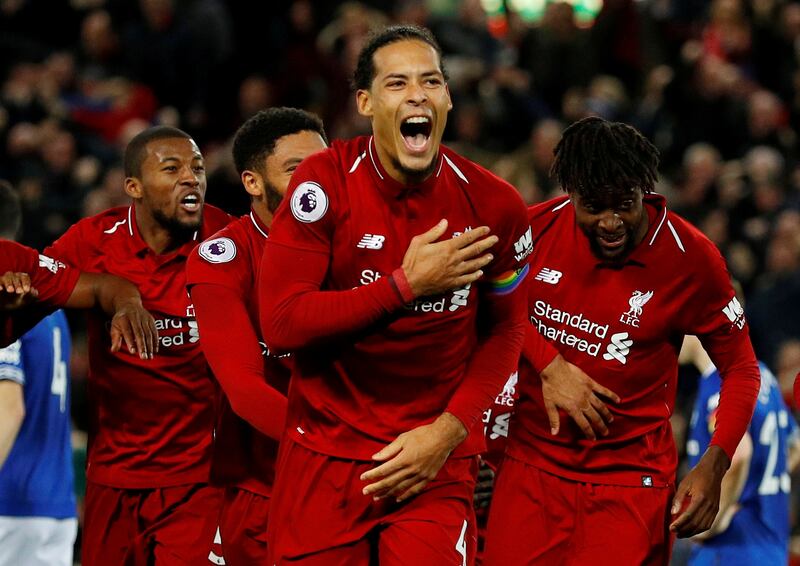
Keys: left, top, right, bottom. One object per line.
{"left": 0, "top": 241, "right": 80, "bottom": 346}
{"left": 45, "top": 204, "right": 231, "bottom": 488}
{"left": 186, "top": 211, "right": 289, "bottom": 497}
{"left": 260, "top": 136, "right": 531, "bottom": 460}
{"left": 507, "top": 194, "right": 760, "bottom": 486}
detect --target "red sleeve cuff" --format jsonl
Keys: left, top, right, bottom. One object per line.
{"left": 391, "top": 268, "right": 415, "bottom": 304}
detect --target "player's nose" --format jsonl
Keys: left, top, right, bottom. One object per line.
{"left": 597, "top": 210, "right": 623, "bottom": 232}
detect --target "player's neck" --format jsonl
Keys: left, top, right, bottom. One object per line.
{"left": 252, "top": 200, "right": 273, "bottom": 230}
{"left": 134, "top": 205, "right": 193, "bottom": 255}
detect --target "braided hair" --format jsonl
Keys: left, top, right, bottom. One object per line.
{"left": 550, "top": 117, "right": 660, "bottom": 199}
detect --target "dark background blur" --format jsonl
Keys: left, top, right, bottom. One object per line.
{"left": 1, "top": 0, "right": 799, "bottom": 562}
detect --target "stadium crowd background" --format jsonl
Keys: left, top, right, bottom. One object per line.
{"left": 1, "top": 0, "right": 799, "bottom": 562}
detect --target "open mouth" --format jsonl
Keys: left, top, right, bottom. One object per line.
{"left": 180, "top": 192, "right": 202, "bottom": 212}
{"left": 399, "top": 116, "right": 432, "bottom": 154}
{"left": 597, "top": 233, "right": 626, "bottom": 250}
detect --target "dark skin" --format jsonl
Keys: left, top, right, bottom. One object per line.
{"left": 569, "top": 187, "right": 650, "bottom": 264}
{"left": 0, "top": 270, "right": 158, "bottom": 358}
{"left": 566, "top": 185, "right": 730, "bottom": 537}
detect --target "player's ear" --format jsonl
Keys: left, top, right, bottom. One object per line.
{"left": 445, "top": 84, "right": 453, "bottom": 112}
{"left": 242, "top": 170, "right": 263, "bottom": 198}
{"left": 124, "top": 177, "right": 143, "bottom": 199}
{"left": 356, "top": 89, "right": 373, "bottom": 118}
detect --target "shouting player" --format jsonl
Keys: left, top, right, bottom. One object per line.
{"left": 187, "top": 107, "right": 328, "bottom": 564}
{"left": 484, "top": 117, "right": 761, "bottom": 565}
{"left": 259, "top": 25, "right": 531, "bottom": 565}
{"left": 45, "top": 126, "right": 231, "bottom": 565}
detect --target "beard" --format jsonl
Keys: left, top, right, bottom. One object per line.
{"left": 392, "top": 155, "right": 438, "bottom": 185}
{"left": 152, "top": 207, "right": 201, "bottom": 241}
{"left": 585, "top": 225, "right": 638, "bottom": 263}
{"left": 264, "top": 180, "right": 284, "bottom": 214}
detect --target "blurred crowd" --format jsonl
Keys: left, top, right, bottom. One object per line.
{"left": 1, "top": 0, "right": 799, "bottom": 558}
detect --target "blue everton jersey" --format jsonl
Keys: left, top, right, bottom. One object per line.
{"left": 687, "top": 362, "right": 797, "bottom": 566}
{"left": 0, "top": 310, "right": 76, "bottom": 519}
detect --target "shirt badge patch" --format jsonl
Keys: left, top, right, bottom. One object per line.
{"left": 38, "top": 254, "right": 66, "bottom": 273}
{"left": 619, "top": 290, "right": 654, "bottom": 328}
{"left": 199, "top": 237, "right": 236, "bottom": 263}
{"left": 290, "top": 181, "right": 328, "bottom": 223}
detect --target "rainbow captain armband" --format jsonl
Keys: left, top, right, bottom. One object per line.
{"left": 488, "top": 264, "right": 529, "bottom": 295}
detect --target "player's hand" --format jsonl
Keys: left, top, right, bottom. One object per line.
{"left": 360, "top": 412, "right": 468, "bottom": 503}
{"left": 539, "top": 354, "right": 620, "bottom": 440}
{"left": 670, "top": 445, "right": 730, "bottom": 538}
{"left": 401, "top": 219, "right": 498, "bottom": 298}
{"left": 473, "top": 458, "right": 495, "bottom": 509}
{"left": 109, "top": 299, "right": 159, "bottom": 360}
{"left": 0, "top": 271, "right": 39, "bottom": 310}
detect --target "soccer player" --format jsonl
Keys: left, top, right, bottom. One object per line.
{"left": 0, "top": 180, "right": 156, "bottom": 354}
{"left": 0, "top": 180, "right": 155, "bottom": 566}
{"left": 483, "top": 116, "right": 761, "bottom": 565}
{"left": 0, "top": 310, "right": 76, "bottom": 566}
{"left": 682, "top": 335, "right": 800, "bottom": 566}
{"left": 44, "top": 126, "right": 232, "bottom": 565}
{"left": 259, "top": 25, "right": 532, "bottom": 565}
{"left": 186, "top": 107, "right": 328, "bottom": 564}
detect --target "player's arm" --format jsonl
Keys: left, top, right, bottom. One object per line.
{"left": 44, "top": 228, "right": 157, "bottom": 359}
{"left": 65, "top": 272, "right": 158, "bottom": 360}
{"left": 0, "top": 381, "right": 24, "bottom": 470}
{"left": 0, "top": 272, "right": 39, "bottom": 311}
{"left": 529, "top": 338, "right": 621, "bottom": 440}
{"left": 0, "top": 341, "right": 25, "bottom": 469}
{"left": 361, "top": 274, "right": 529, "bottom": 502}
{"left": 670, "top": 248, "right": 760, "bottom": 538}
{"left": 788, "top": 432, "right": 800, "bottom": 473}
{"left": 692, "top": 432, "right": 751, "bottom": 541}
{"left": 260, "top": 219, "right": 497, "bottom": 352}
{"left": 190, "top": 283, "right": 288, "bottom": 440}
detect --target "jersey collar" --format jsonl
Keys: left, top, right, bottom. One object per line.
{"left": 249, "top": 209, "right": 269, "bottom": 238}
{"left": 366, "top": 136, "right": 445, "bottom": 199}
{"left": 127, "top": 204, "right": 200, "bottom": 259}
{"left": 579, "top": 193, "right": 668, "bottom": 268}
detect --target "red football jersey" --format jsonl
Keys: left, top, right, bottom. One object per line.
{"left": 262, "top": 136, "right": 531, "bottom": 460}
{"left": 482, "top": 370, "right": 517, "bottom": 470}
{"left": 507, "top": 194, "right": 759, "bottom": 486}
{"left": 186, "top": 211, "right": 289, "bottom": 497}
{"left": 0, "top": 240, "right": 80, "bottom": 346}
{"left": 45, "top": 204, "right": 232, "bottom": 488}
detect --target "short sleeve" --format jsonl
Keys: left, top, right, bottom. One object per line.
{"left": 0, "top": 340, "right": 25, "bottom": 385}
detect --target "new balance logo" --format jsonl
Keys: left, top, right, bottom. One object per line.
{"left": 357, "top": 234, "right": 385, "bottom": 249}
{"left": 535, "top": 268, "right": 562, "bottom": 285}
{"left": 603, "top": 332, "right": 633, "bottom": 364}
{"left": 514, "top": 227, "right": 533, "bottom": 261}
{"left": 722, "top": 296, "right": 746, "bottom": 330}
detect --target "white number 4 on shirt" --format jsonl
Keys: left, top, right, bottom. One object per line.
{"left": 455, "top": 519, "right": 468, "bottom": 566}
{"left": 51, "top": 327, "right": 67, "bottom": 413}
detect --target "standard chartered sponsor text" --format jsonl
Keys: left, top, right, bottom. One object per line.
{"left": 531, "top": 300, "right": 609, "bottom": 356}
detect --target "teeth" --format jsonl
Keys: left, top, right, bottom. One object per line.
{"left": 183, "top": 195, "right": 198, "bottom": 203}
{"left": 405, "top": 116, "right": 429, "bottom": 124}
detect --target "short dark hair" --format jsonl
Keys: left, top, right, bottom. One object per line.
{"left": 352, "top": 24, "right": 447, "bottom": 91}
{"left": 551, "top": 117, "right": 660, "bottom": 199}
{"left": 232, "top": 107, "right": 327, "bottom": 176}
{"left": 124, "top": 126, "right": 193, "bottom": 178}
{"left": 0, "top": 180, "right": 21, "bottom": 240}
